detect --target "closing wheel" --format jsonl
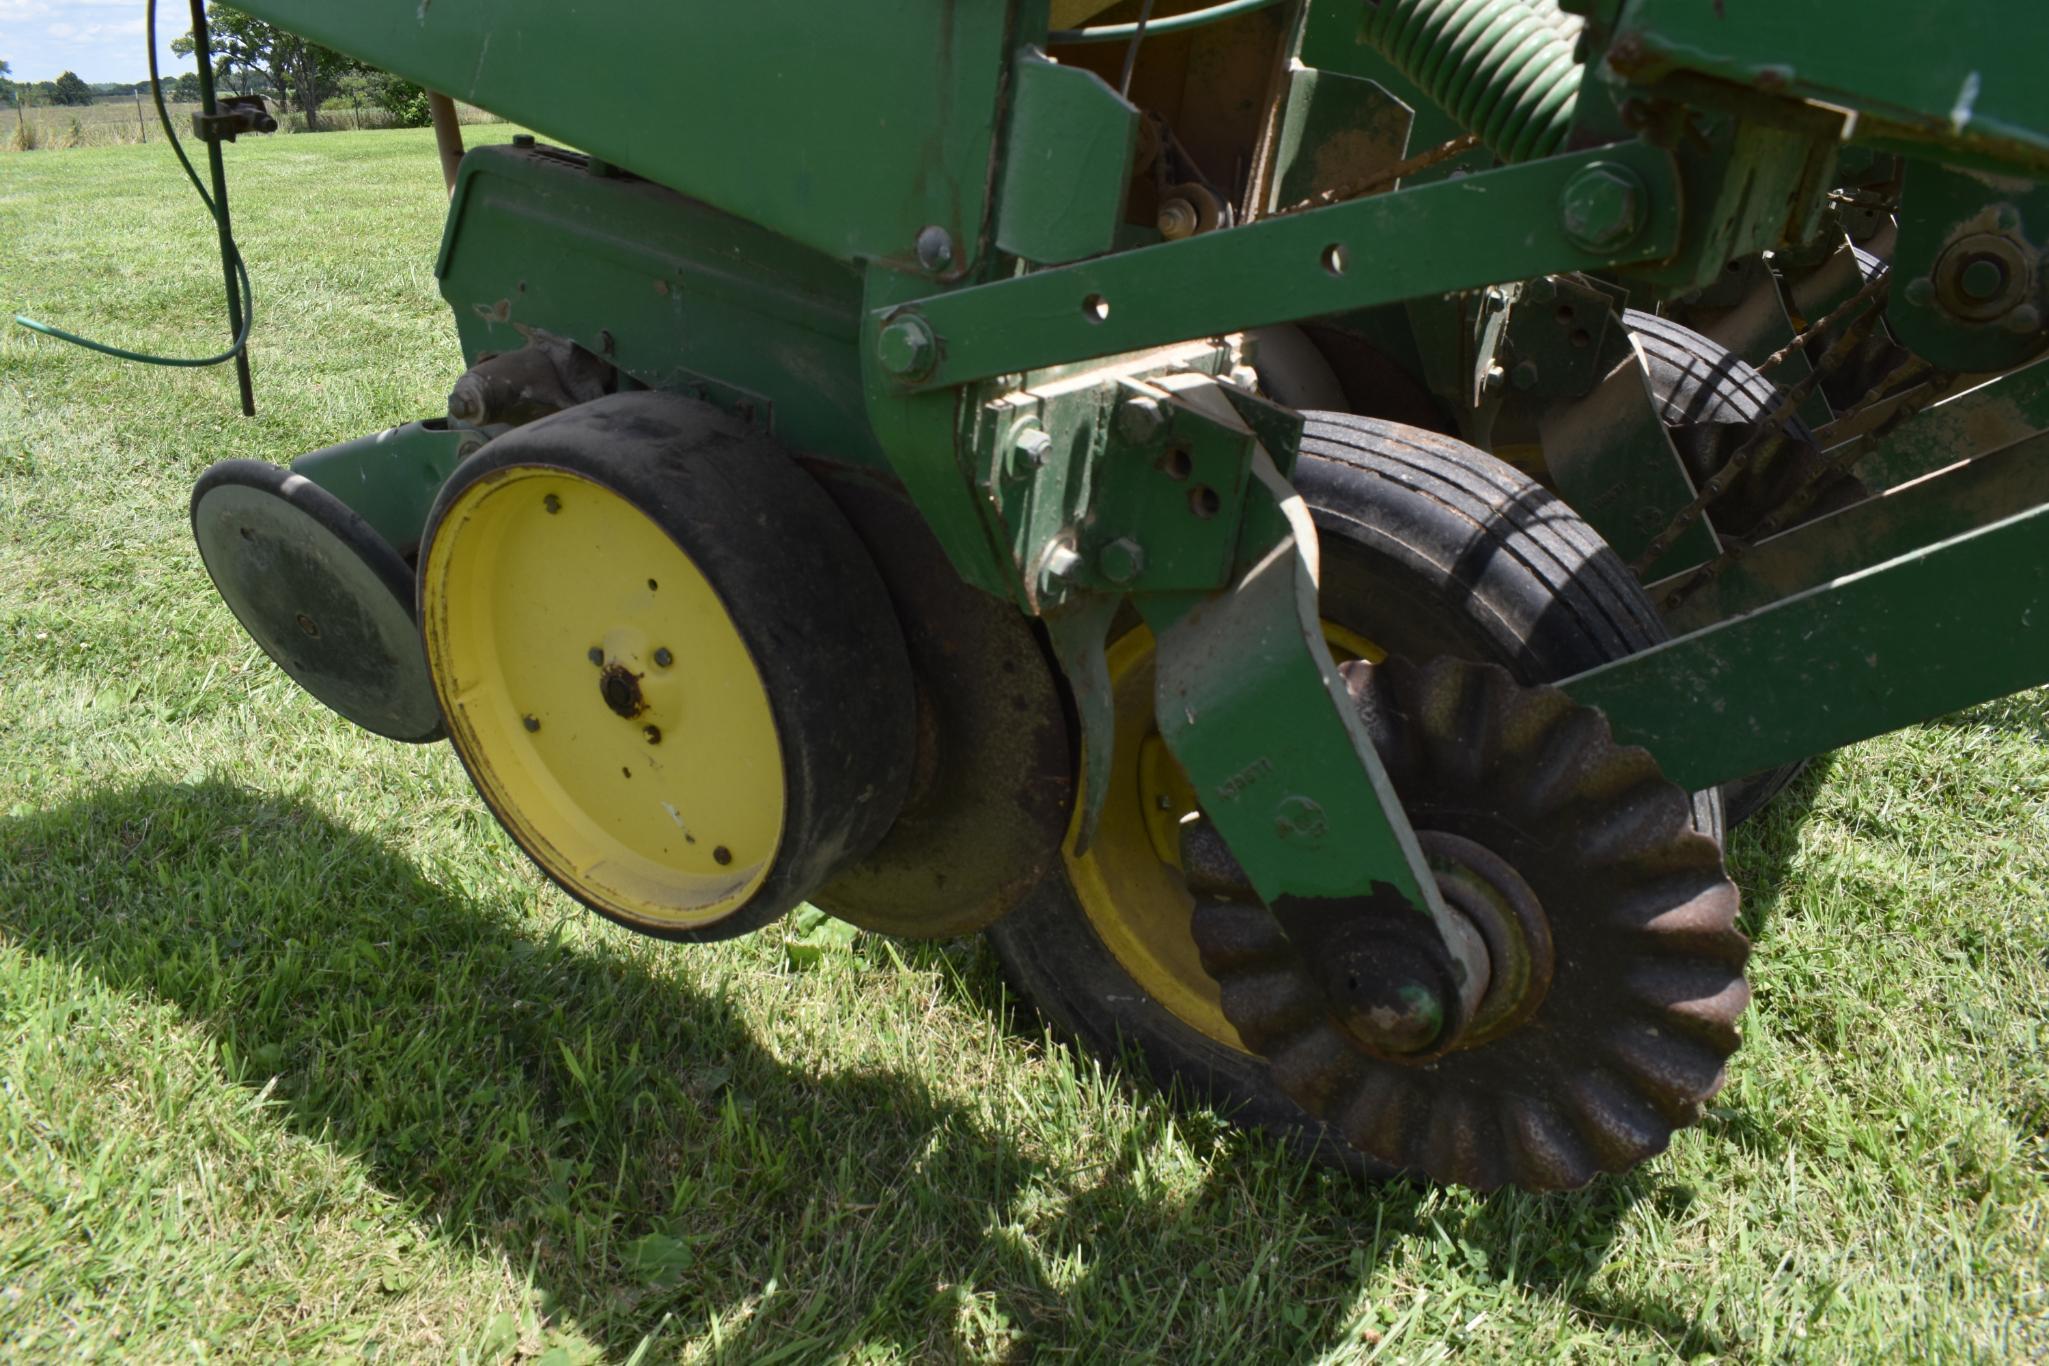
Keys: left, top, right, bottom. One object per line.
{"left": 419, "top": 392, "right": 916, "bottom": 941}
{"left": 191, "top": 459, "right": 442, "bottom": 743}
{"left": 986, "top": 415, "right": 1723, "bottom": 1166}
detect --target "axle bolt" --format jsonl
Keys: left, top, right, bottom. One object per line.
{"left": 1558, "top": 162, "right": 1647, "bottom": 254}
{"left": 876, "top": 313, "right": 939, "bottom": 381}
{"left": 1960, "top": 256, "right": 2009, "bottom": 302}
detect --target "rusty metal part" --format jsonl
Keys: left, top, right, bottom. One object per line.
{"left": 1189, "top": 656, "right": 1748, "bottom": 1191}
{"left": 446, "top": 333, "right": 612, "bottom": 428}
{"left": 804, "top": 463, "right": 1076, "bottom": 939}
{"left": 1158, "top": 181, "right": 1224, "bottom": 239}
{"left": 1628, "top": 276, "right": 1892, "bottom": 576}
{"left": 428, "top": 91, "right": 465, "bottom": 193}
{"left": 1275, "top": 133, "right": 1481, "bottom": 215}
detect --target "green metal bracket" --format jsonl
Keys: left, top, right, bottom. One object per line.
{"left": 290, "top": 419, "right": 481, "bottom": 555}
{"left": 1567, "top": 497, "right": 2049, "bottom": 791}
{"left": 1846, "top": 356, "right": 2049, "bottom": 493}
{"left": 1657, "top": 426, "right": 2049, "bottom": 633}
{"left": 880, "top": 139, "right": 1684, "bottom": 391}
{"left": 1136, "top": 395, "right": 1442, "bottom": 917}
{"left": 996, "top": 52, "right": 1139, "bottom": 267}
{"left": 1886, "top": 159, "right": 2049, "bottom": 374}
{"left": 1266, "top": 67, "right": 1415, "bottom": 212}
{"left": 1608, "top": 0, "right": 2049, "bottom": 176}
{"left": 1537, "top": 332, "right": 1722, "bottom": 579}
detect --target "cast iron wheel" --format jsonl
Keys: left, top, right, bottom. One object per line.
{"left": 985, "top": 414, "right": 1722, "bottom": 1168}
{"left": 417, "top": 391, "right": 917, "bottom": 942}
{"left": 191, "top": 459, "right": 443, "bottom": 743}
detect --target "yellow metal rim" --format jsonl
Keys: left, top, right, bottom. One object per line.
{"left": 422, "top": 464, "right": 787, "bottom": 932}
{"left": 1062, "top": 621, "right": 1384, "bottom": 1052}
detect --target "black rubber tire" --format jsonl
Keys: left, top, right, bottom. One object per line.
{"left": 191, "top": 459, "right": 444, "bottom": 744}
{"left": 986, "top": 415, "right": 1722, "bottom": 1165}
{"left": 419, "top": 392, "right": 918, "bottom": 942}
{"left": 1625, "top": 310, "right": 1829, "bottom": 824}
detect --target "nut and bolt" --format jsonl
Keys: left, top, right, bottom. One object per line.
{"left": 446, "top": 379, "right": 486, "bottom": 424}
{"left": 1006, "top": 423, "right": 1055, "bottom": 479}
{"left": 1558, "top": 162, "right": 1648, "bottom": 254}
{"left": 652, "top": 647, "right": 674, "bottom": 668}
{"left": 875, "top": 313, "right": 939, "bottom": 381}
{"left": 1115, "top": 394, "right": 1167, "bottom": 444}
{"left": 1097, "top": 538, "right": 1146, "bottom": 584}
{"left": 1157, "top": 197, "right": 1200, "bottom": 241}
{"left": 1510, "top": 361, "right": 1541, "bottom": 392}
{"left": 914, "top": 225, "right": 955, "bottom": 274}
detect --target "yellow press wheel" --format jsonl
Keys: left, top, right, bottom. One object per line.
{"left": 419, "top": 392, "right": 917, "bottom": 941}
{"left": 983, "top": 413, "right": 1722, "bottom": 1164}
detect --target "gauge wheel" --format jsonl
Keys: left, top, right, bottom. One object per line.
{"left": 986, "top": 414, "right": 1722, "bottom": 1163}
{"left": 417, "top": 392, "right": 917, "bottom": 941}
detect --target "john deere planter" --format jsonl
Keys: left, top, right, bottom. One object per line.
{"left": 167, "top": 0, "right": 2049, "bottom": 1189}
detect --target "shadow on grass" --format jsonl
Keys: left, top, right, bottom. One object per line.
{"left": 1723, "top": 751, "right": 1837, "bottom": 943}
{"left": 0, "top": 781, "right": 1739, "bottom": 1360}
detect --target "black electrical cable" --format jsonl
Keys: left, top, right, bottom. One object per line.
{"left": 10, "top": 0, "right": 253, "bottom": 367}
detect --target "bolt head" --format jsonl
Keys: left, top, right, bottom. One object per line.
{"left": 876, "top": 314, "right": 938, "bottom": 380}
{"left": 2005, "top": 303, "right": 2042, "bottom": 335}
{"left": 914, "top": 225, "right": 955, "bottom": 274}
{"left": 652, "top": 647, "right": 674, "bottom": 668}
{"left": 1098, "top": 537, "right": 1146, "bottom": 584}
{"left": 1510, "top": 360, "right": 1540, "bottom": 392}
{"left": 1905, "top": 276, "right": 1936, "bottom": 306}
{"left": 1007, "top": 424, "right": 1055, "bottom": 479}
{"left": 1559, "top": 163, "right": 1647, "bottom": 254}
{"left": 1960, "top": 256, "right": 2009, "bottom": 302}
{"left": 1115, "top": 394, "right": 1167, "bottom": 444}
{"left": 1157, "top": 198, "right": 1200, "bottom": 241}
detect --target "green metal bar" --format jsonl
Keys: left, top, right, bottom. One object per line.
{"left": 1566, "top": 499, "right": 2049, "bottom": 791}
{"left": 290, "top": 420, "right": 481, "bottom": 554}
{"left": 1840, "top": 357, "right": 2049, "bottom": 493}
{"left": 189, "top": 0, "right": 255, "bottom": 415}
{"left": 1657, "top": 429, "right": 2049, "bottom": 633}
{"left": 885, "top": 139, "right": 1682, "bottom": 390}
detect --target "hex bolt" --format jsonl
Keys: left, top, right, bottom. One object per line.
{"left": 915, "top": 225, "right": 955, "bottom": 274}
{"left": 653, "top": 647, "right": 674, "bottom": 668}
{"left": 1511, "top": 361, "right": 1541, "bottom": 392}
{"left": 1007, "top": 424, "right": 1055, "bottom": 479}
{"left": 1115, "top": 394, "right": 1167, "bottom": 444}
{"left": 1098, "top": 538, "right": 1146, "bottom": 584}
{"left": 1558, "top": 163, "right": 1648, "bottom": 253}
{"left": 876, "top": 313, "right": 939, "bottom": 381}
{"left": 1157, "top": 197, "right": 1200, "bottom": 241}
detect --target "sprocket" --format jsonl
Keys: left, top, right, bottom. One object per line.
{"left": 1188, "top": 656, "right": 1750, "bottom": 1191}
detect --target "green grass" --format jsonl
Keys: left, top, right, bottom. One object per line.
{"left": 1, "top": 128, "right": 2045, "bottom": 1362}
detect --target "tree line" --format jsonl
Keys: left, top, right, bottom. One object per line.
{"left": 2, "top": 4, "right": 430, "bottom": 128}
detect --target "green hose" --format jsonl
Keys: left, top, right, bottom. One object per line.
{"left": 1362, "top": 0, "right": 1583, "bottom": 163}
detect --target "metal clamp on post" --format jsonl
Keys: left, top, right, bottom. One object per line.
{"left": 192, "top": 95, "right": 278, "bottom": 143}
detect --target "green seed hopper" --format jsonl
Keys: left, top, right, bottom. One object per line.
{"left": 174, "top": 0, "right": 2049, "bottom": 1189}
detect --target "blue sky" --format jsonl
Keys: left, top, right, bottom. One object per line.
{"left": 2, "top": 1, "right": 194, "bottom": 85}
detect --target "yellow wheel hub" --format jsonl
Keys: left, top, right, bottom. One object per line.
{"left": 421, "top": 465, "right": 786, "bottom": 933}
{"left": 1063, "top": 622, "right": 1383, "bottom": 1051}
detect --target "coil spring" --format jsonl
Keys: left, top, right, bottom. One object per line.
{"left": 1362, "top": 0, "right": 1583, "bottom": 163}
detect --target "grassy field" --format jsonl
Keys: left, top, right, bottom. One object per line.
{"left": 6, "top": 96, "right": 500, "bottom": 150}
{"left": 0, "top": 128, "right": 2045, "bottom": 1362}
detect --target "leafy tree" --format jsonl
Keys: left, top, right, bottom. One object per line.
{"left": 51, "top": 71, "right": 94, "bottom": 106}
{"left": 173, "top": 72, "right": 203, "bottom": 104}
{"left": 0, "top": 58, "right": 13, "bottom": 105}
{"left": 173, "top": 4, "right": 361, "bottom": 130}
